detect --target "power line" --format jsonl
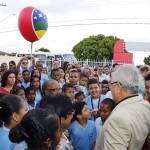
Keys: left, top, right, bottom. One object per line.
{"left": 1, "top": 17, "right": 150, "bottom": 30}
{"left": 0, "top": 22, "right": 150, "bottom": 33}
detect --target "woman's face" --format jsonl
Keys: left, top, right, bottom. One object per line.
{"left": 6, "top": 73, "right": 16, "bottom": 86}
{"left": 31, "top": 77, "right": 40, "bottom": 89}
{"left": 17, "top": 71, "right": 22, "bottom": 82}
{"left": 17, "top": 89, "right": 26, "bottom": 101}
{"left": 33, "top": 69, "right": 40, "bottom": 77}
{"left": 58, "top": 68, "right": 65, "bottom": 78}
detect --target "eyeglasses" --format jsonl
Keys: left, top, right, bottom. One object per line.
{"left": 46, "top": 88, "right": 60, "bottom": 92}
{"left": 22, "top": 62, "right": 28, "bottom": 64}
{"left": 67, "top": 109, "right": 75, "bottom": 115}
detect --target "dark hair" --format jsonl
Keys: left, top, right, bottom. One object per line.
{"left": 1, "top": 70, "right": 16, "bottom": 87}
{"left": 102, "top": 80, "right": 109, "bottom": 84}
{"left": 1, "top": 62, "right": 7, "bottom": 67}
{"left": 112, "top": 63, "right": 119, "bottom": 68}
{"left": 51, "top": 68, "right": 60, "bottom": 76}
{"left": 9, "top": 109, "right": 60, "bottom": 149}
{"left": 87, "top": 78, "right": 99, "bottom": 88}
{"left": 9, "top": 61, "right": 16, "bottom": 70}
{"left": 25, "top": 87, "right": 36, "bottom": 96}
{"left": 74, "top": 91, "right": 84, "bottom": 99}
{"left": 62, "top": 83, "right": 73, "bottom": 92}
{"left": 9, "top": 60, "right": 16, "bottom": 66}
{"left": 69, "top": 69, "right": 78, "bottom": 74}
{"left": 140, "top": 66, "right": 149, "bottom": 73}
{"left": 72, "top": 101, "right": 87, "bottom": 121}
{"left": 0, "top": 93, "right": 6, "bottom": 98}
{"left": 104, "top": 65, "right": 110, "bottom": 68}
{"left": 62, "top": 61, "right": 69, "bottom": 71}
{"left": 80, "top": 73, "right": 89, "bottom": 79}
{"left": 0, "top": 95, "right": 23, "bottom": 127}
{"left": 31, "top": 69, "right": 41, "bottom": 81}
{"left": 58, "top": 67, "right": 65, "bottom": 72}
{"left": 11, "top": 86, "right": 25, "bottom": 95}
{"left": 22, "top": 70, "right": 30, "bottom": 75}
{"left": 101, "top": 98, "right": 116, "bottom": 110}
{"left": 145, "top": 74, "right": 150, "bottom": 81}
{"left": 40, "top": 94, "right": 72, "bottom": 119}
{"left": 94, "top": 68, "right": 97, "bottom": 71}
{"left": 30, "top": 75, "right": 43, "bottom": 97}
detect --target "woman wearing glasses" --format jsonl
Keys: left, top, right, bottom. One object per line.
{"left": 40, "top": 94, "right": 74, "bottom": 150}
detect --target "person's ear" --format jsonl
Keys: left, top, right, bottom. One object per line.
{"left": 12, "top": 112, "right": 20, "bottom": 122}
{"left": 44, "top": 138, "right": 52, "bottom": 148}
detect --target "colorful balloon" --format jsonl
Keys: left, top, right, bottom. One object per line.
{"left": 18, "top": 6, "right": 48, "bottom": 42}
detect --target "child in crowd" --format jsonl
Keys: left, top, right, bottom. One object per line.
{"left": 79, "top": 73, "right": 89, "bottom": 97}
{"left": 51, "top": 68, "right": 63, "bottom": 88}
{"left": 30, "top": 75, "right": 43, "bottom": 106}
{"left": 68, "top": 69, "right": 85, "bottom": 95}
{"left": 75, "top": 91, "right": 85, "bottom": 101}
{"left": 62, "top": 83, "right": 75, "bottom": 103}
{"left": 25, "top": 87, "right": 39, "bottom": 110}
{"left": 11, "top": 86, "right": 26, "bottom": 101}
{"left": 100, "top": 80, "right": 110, "bottom": 95}
{"left": 84, "top": 78, "right": 105, "bottom": 121}
{"left": 22, "top": 70, "right": 30, "bottom": 89}
{"left": 0, "top": 95, "right": 26, "bottom": 150}
{"left": 95, "top": 98, "right": 116, "bottom": 136}
{"left": 9, "top": 109, "right": 61, "bottom": 150}
{"left": 69, "top": 101, "right": 97, "bottom": 150}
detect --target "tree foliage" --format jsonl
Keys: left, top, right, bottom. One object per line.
{"left": 144, "top": 55, "right": 150, "bottom": 65}
{"left": 72, "top": 34, "right": 121, "bottom": 60}
{"left": 36, "top": 47, "right": 50, "bottom": 52}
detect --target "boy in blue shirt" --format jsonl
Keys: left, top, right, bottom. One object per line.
{"left": 68, "top": 101, "right": 97, "bottom": 150}
{"left": 84, "top": 78, "right": 105, "bottom": 121}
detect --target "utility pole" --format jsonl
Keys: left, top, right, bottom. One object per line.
{"left": 0, "top": 3, "right": 6, "bottom": 6}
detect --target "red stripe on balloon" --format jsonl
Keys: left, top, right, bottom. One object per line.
{"left": 18, "top": 6, "right": 38, "bottom": 42}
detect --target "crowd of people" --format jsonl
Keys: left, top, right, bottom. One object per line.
{"left": 0, "top": 56, "right": 150, "bottom": 150}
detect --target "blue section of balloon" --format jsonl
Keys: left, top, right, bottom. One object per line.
{"left": 33, "top": 9, "right": 47, "bottom": 24}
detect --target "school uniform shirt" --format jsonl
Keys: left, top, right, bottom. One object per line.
{"left": 95, "top": 117, "right": 103, "bottom": 138}
{"left": 68, "top": 120, "right": 97, "bottom": 150}
{"left": 40, "top": 74, "right": 49, "bottom": 89}
{"left": 83, "top": 94, "right": 105, "bottom": 121}
{"left": 35, "top": 90, "right": 42, "bottom": 105}
{"left": 21, "top": 81, "right": 30, "bottom": 89}
{"left": 0, "top": 125, "right": 16, "bottom": 150}
{"left": 26, "top": 101, "right": 39, "bottom": 111}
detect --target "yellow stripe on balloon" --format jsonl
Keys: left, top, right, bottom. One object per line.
{"left": 35, "top": 30, "right": 46, "bottom": 39}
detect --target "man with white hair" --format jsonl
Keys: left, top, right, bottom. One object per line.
{"left": 95, "top": 64, "right": 150, "bottom": 150}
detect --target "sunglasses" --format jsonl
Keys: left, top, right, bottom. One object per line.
{"left": 22, "top": 62, "right": 28, "bottom": 64}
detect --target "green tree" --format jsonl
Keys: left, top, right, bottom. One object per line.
{"left": 72, "top": 34, "right": 124, "bottom": 60}
{"left": 36, "top": 47, "right": 50, "bottom": 52}
{"left": 144, "top": 55, "right": 150, "bottom": 65}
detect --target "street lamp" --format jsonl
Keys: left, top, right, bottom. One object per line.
{"left": 0, "top": 14, "right": 15, "bottom": 24}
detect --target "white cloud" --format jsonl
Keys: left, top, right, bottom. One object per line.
{"left": 0, "top": 0, "right": 150, "bottom": 65}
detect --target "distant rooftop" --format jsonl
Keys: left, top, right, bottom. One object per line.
{"left": 126, "top": 42, "right": 150, "bottom": 52}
